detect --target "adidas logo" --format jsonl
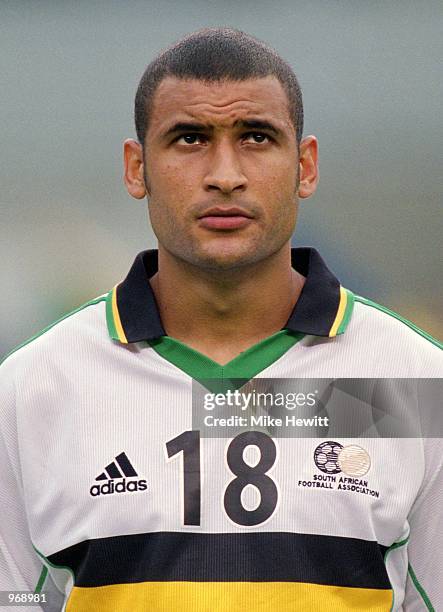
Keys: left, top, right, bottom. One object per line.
{"left": 90, "top": 452, "right": 147, "bottom": 497}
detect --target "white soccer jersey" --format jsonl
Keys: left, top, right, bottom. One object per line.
{"left": 0, "top": 248, "right": 441, "bottom": 612}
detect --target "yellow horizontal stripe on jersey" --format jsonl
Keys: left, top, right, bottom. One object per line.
{"left": 67, "top": 581, "right": 392, "bottom": 612}
{"left": 111, "top": 285, "right": 128, "bottom": 343}
{"left": 329, "top": 286, "right": 347, "bottom": 337}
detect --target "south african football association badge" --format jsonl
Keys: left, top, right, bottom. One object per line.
{"left": 297, "top": 441, "right": 380, "bottom": 498}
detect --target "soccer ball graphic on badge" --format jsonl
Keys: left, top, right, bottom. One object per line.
{"left": 314, "top": 441, "right": 344, "bottom": 474}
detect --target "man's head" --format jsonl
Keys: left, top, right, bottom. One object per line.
{"left": 124, "top": 28, "right": 318, "bottom": 272}
{"left": 134, "top": 27, "right": 304, "bottom": 149}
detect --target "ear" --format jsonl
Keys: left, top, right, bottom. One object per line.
{"left": 298, "top": 135, "right": 319, "bottom": 199}
{"left": 123, "top": 139, "right": 147, "bottom": 200}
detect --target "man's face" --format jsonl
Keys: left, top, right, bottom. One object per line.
{"left": 127, "top": 76, "right": 317, "bottom": 271}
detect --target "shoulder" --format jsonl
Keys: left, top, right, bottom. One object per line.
{"left": 0, "top": 295, "right": 108, "bottom": 379}
{"left": 344, "top": 293, "right": 441, "bottom": 375}
{"left": 351, "top": 295, "right": 441, "bottom": 351}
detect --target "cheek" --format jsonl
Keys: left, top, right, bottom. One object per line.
{"left": 255, "top": 157, "right": 297, "bottom": 188}
{"left": 254, "top": 162, "right": 298, "bottom": 226}
{"left": 148, "top": 162, "right": 175, "bottom": 195}
{"left": 253, "top": 162, "right": 298, "bottom": 208}
{"left": 147, "top": 171, "right": 193, "bottom": 232}
{"left": 149, "top": 159, "right": 197, "bottom": 201}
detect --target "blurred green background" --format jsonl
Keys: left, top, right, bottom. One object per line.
{"left": 1, "top": 1, "right": 442, "bottom": 357}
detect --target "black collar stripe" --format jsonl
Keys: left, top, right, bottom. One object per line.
{"left": 106, "top": 248, "right": 354, "bottom": 343}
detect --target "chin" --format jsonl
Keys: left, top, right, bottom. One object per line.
{"left": 165, "top": 235, "right": 276, "bottom": 271}
{"left": 193, "top": 246, "right": 264, "bottom": 271}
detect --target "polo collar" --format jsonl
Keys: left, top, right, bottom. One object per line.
{"left": 106, "top": 247, "right": 354, "bottom": 344}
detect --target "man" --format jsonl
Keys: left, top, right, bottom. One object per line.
{"left": 0, "top": 28, "right": 441, "bottom": 612}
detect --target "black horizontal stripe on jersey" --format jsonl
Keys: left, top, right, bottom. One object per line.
{"left": 47, "top": 531, "right": 390, "bottom": 589}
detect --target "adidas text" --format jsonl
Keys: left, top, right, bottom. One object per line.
{"left": 90, "top": 478, "right": 148, "bottom": 497}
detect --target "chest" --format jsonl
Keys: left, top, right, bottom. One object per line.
{"left": 18, "top": 364, "right": 423, "bottom": 554}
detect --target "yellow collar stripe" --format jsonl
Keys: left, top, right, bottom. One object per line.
{"left": 329, "top": 286, "right": 348, "bottom": 337}
{"left": 111, "top": 285, "right": 128, "bottom": 344}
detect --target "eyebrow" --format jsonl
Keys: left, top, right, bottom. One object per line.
{"left": 237, "top": 119, "right": 281, "bottom": 136}
{"left": 162, "top": 118, "right": 282, "bottom": 139}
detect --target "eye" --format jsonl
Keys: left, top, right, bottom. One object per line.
{"left": 243, "top": 132, "right": 271, "bottom": 144}
{"left": 176, "top": 133, "right": 207, "bottom": 145}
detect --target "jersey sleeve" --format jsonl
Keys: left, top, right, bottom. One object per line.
{"left": 0, "top": 357, "right": 63, "bottom": 612}
{"left": 403, "top": 435, "right": 443, "bottom": 611}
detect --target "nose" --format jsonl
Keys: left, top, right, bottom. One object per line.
{"left": 203, "top": 141, "right": 248, "bottom": 194}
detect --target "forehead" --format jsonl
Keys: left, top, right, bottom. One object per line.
{"left": 148, "top": 75, "right": 293, "bottom": 136}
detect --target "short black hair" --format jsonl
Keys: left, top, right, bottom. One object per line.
{"left": 134, "top": 27, "right": 303, "bottom": 146}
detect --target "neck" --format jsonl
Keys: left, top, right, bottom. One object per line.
{"left": 148, "top": 243, "right": 305, "bottom": 363}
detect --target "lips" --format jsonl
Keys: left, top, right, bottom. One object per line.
{"left": 197, "top": 206, "right": 254, "bottom": 230}
{"left": 198, "top": 207, "right": 254, "bottom": 219}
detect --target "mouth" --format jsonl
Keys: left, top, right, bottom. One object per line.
{"left": 197, "top": 207, "right": 254, "bottom": 230}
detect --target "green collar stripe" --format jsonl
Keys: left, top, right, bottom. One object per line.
{"left": 148, "top": 329, "right": 304, "bottom": 383}
{"left": 337, "top": 289, "right": 355, "bottom": 335}
{"left": 105, "top": 288, "right": 119, "bottom": 341}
